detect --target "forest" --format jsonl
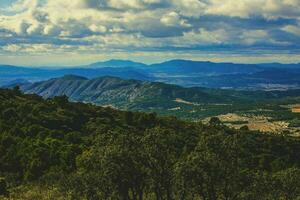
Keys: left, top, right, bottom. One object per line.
{"left": 0, "top": 87, "right": 300, "bottom": 200}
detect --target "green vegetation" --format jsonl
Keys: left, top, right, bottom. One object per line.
{"left": 19, "top": 76, "right": 300, "bottom": 128}
{"left": 1, "top": 88, "right": 300, "bottom": 199}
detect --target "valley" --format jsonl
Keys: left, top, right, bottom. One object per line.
{"left": 2, "top": 0, "right": 300, "bottom": 198}
{"left": 5, "top": 74, "right": 298, "bottom": 136}
{"left": 1, "top": 59, "right": 300, "bottom": 136}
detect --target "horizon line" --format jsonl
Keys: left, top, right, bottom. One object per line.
{"left": 1, "top": 58, "right": 300, "bottom": 68}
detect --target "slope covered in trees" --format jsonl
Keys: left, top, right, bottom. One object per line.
{"left": 16, "top": 75, "right": 300, "bottom": 127}
{"left": 19, "top": 75, "right": 234, "bottom": 110}
{"left": 0, "top": 88, "right": 300, "bottom": 199}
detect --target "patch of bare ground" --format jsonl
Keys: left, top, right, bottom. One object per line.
{"left": 174, "top": 98, "right": 232, "bottom": 106}
{"left": 292, "top": 107, "right": 300, "bottom": 113}
{"left": 204, "top": 113, "right": 300, "bottom": 136}
{"left": 280, "top": 104, "right": 300, "bottom": 113}
{"left": 174, "top": 98, "right": 202, "bottom": 106}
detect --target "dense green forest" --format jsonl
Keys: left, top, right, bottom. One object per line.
{"left": 0, "top": 88, "right": 300, "bottom": 200}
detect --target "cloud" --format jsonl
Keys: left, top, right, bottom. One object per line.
{"left": 205, "top": 0, "right": 300, "bottom": 19}
{"left": 43, "top": 24, "right": 61, "bottom": 36}
{"left": 282, "top": 25, "right": 300, "bottom": 36}
{"left": 172, "top": 0, "right": 207, "bottom": 17}
{"left": 2, "top": 44, "right": 22, "bottom": 52}
{"left": 0, "top": 0, "right": 299, "bottom": 64}
{"left": 5, "top": 0, "right": 39, "bottom": 13}
{"left": 160, "top": 11, "right": 191, "bottom": 27}
{"left": 89, "top": 24, "right": 107, "bottom": 33}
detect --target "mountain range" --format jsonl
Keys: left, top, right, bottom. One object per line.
{"left": 19, "top": 75, "right": 229, "bottom": 110}
{"left": 11, "top": 75, "right": 299, "bottom": 121}
{"left": 1, "top": 59, "right": 300, "bottom": 90}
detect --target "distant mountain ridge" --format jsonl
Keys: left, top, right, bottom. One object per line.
{"left": 19, "top": 75, "right": 233, "bottom": 110}
{"left": 1, "top": 59, "right": 300, "bottom": 90}
{"left": 14, "top": 75, "right": 300, "bottom": 121}
{"left": 149, "top": 59, "right": 262, "bottom": 74}
{"left": 88, "top": 59, "right": 147, "bottom": 68}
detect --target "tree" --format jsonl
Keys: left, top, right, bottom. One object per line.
{"left": 209, "top": 117, "right": 222, "bottom": 126}
{"left": 124, "top": 111, "right": 134, "bottom": 125}
{"left": 240, "top": 125, "right": 249, "bottom": 131}
{"left": 0, "top": 177, "right": 8, "bottom": 196}
{"left": 273, "top": 167, "right": 300, "bottom": 200}
{"left": 177, "top": 133, "right": 254, "bottom": 200}
{"left": 52, "top": 95, "right": 69, "bottom": 107}
{"left": 142, "top": 127, "right": 178, "bottom": 200}
{"left": 71, "top": 132, "right": 148, "bottom": 200}
{"left": 13, "top": 86, "right": 21, "bottom": 95}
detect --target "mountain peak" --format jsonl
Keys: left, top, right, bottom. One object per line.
{"left": 155, "top": 59, "right": 213, "bottom": 66}
{"left": 89, "top": 59, "right": 146, "bottom": 68}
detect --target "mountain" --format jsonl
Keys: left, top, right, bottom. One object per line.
{"left": 145, "top": 60, "right": 300, "bottom": 89}
{"left": 148, "top": 59, "right": 261, "bottom": 74}
{"left": 0, "top": 65, "right": 151, "bottom": 86}
{"left": 0, "top": 65, "right": 50, "bottom": 86}
{"left": 88, "top": 59, "right": 147, "bottom": 68}
{"left": 259, "top": 63, "right": 300, "bottom": 69}
{"left": 146, "top": 60, "right": 300, "bottom": 89}
{"left": 1, "top": 79, "right": 31, "bottom": 88}
{"left": 2, "top": 59, "right": 300, "bottom": 90}
{"left": 54, "top": 67, "right": 152, "bottom": 80}
{"left": 20, "top": 75, "right": 230, "bottom": 111}
{"left": 18, "top": 75, "right": 300, "bottom": 121}
{"left": 176, "top": 68, "right": 300, "bottom": 89}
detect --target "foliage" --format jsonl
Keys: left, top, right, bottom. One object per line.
{"left": 1, "top": 88, "right": 300, "bottom": 199}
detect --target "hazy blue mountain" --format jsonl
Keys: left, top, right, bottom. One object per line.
{"left": 54, "top": 67, "right": 152, "bottom": 80}
{"left": 2, "top": 59, "right": 300, "bottom": 90}
{"left": 258, "top": 63, "right": 300, "bottom": 69}
{"left": 149, "top": 71, "right": 300, "bottom": 89}
{"left": 0, "top": 65, "right": 47, "bottom": 76}
{"left": 0, "top": 64, "right": 152, "bottom": 86}
{"left": 2, "top": 79, "right": 31, "bottom": 88}
{"left": 0, "top": 65, "right": 51, "bottom": 86}
{"left": 88, "top": 59, "right": 147, "bottom": 68}
{"left": 148, "top": 59, "right": 262, "bottom": 74}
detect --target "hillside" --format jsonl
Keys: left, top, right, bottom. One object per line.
{"left": 19, "top": 75, "right": 231, "bottom": 110}
{"left": 0, "top": 65, "right": 151, "bottom": 86}
{"left": 15, "top": 76, "right": 300, "bottom": 135}
{"left": 1, "top": 88, "right": 300, "bottom": 199}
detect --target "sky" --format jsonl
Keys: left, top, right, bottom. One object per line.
{"left": 0, "top": 0, "right": 300, "bottom": 66}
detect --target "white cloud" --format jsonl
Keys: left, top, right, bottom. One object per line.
{"left": 172, "top": 0, "right": 207, "bottom": 17}
{"left": 0, "top": 0, "right": 299, "bottom": 62}
{"left": 5, "top": 0, "right": 39, "bottom": 13}
{"left": 241, "top": 30, "right": 269, "bottom": 45}
{"left": 2, "top": 44, "right": 22, "bottom": 52}
{"left": 43, "top": 24, "right": 61, "bottom": 36}
{"left": 205, "top": 0, "right": 300, "bottom": 19}
{"left": 89, "top": 24, "right": 107, "bottom": 33}
{"left": 160, "top": 11, "right": 191, "bottom": 27}
{"left": 27, "top": 22, "right": 43, "bottom": 35}
{"left": 282, "top": 25, "right": 300, "bottom": 36}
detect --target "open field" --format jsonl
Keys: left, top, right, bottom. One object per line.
{"left": 292, "top": 107, "right": 300, "bottom": 113}
{"left": 204, "top": 113, "right": 300, "bottom": 136}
